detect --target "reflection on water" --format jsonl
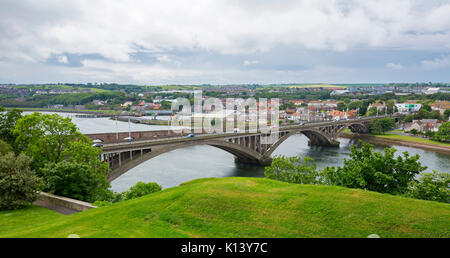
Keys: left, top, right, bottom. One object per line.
{"left": 111, "top": 134, "right": 450, "bottom": 192}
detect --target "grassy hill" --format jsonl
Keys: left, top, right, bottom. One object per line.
{"left": 1, "top": 177, "right": 449, "bottom": 238}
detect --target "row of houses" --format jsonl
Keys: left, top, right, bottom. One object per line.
{"left": 403, "top": 119, "right": 443, "bottom": 133}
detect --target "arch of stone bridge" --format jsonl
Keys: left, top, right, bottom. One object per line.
{"left": 107, "top": 139, "right": 264, "bottom": 182}
{"left": 347, "top": 122, "right": 370, "bottom": 133}
{"left": 263, "top": 128, "right": 338, "bottom": 159}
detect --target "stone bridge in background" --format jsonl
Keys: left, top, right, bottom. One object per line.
{"left": 86, "top": 116, "right": 391, "bottom": 182}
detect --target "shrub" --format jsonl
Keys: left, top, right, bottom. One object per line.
{"left": 0, "top": 153, "right": 42, "bottom": 210}
{"left": 321, "top": 141, "right": 427, "bottom": 194}
{"left": 408, "top": 171, "right": 449, "bottom": 203}
{"left": 0, "top": 139, "right": 12, "bottom": 155}
{"left": 40, "top": 161, "right": 106, "bottom": 203}
{"left": 264, "top": 155, "right": 320, "bottom": 185}
{"left": 123, "top": 182, "right": 162, "bottom": 200}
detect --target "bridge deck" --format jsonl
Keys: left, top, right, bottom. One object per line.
{"left": 101, "top": 116, "right": 389, "bottom": 153}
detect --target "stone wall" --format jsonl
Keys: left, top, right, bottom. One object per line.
{"left": 37, "top": 192, "right": 97, "bottom": 212}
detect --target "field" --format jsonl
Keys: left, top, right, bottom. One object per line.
{"left": 1, "top": 177, "right": 448, "bottom": 238}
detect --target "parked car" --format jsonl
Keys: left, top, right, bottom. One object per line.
{"left": 91, "top": 143, "right": 103, "bottom": 148}
{"left": 187, "top": 134, "right": 195, "bottom": 138}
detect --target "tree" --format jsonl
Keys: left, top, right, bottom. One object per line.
{"left": 337, "top": 102, "right": 347, "bottom": 111}
{"left": 433, "top": 122, "right": 450, "bottom": 143}
{"left": 321, "top": 142, "right": 427, "bottom": 194}
{"left": 0, "top": 107, "right": 23, "bottom": 146}
{"left": 40, "top": 161, "right": 105, "bottom": 203}
{"left": 347, "top": 100, "right": 362, "bottom": 113}
{"left": 264, "top": 155, "right": 320, "bottom": 185}
{"left": 386, "top": 100, "right": 396, "bottom": 114}
{"left": 408, "top": 171, "right": 449, "bottom": 203}
{"left": 0, "top": 152, "right": 42, "bottom": 210}
{"left": 368, "top": 106, "right": 378, "bottom": 116}
{"left": 14, "top": 113, "right": 89, "bottom": 170}
{"left": 444, "top": 109, "right": 450, "bottom": 120}
{"left": 369, "top": 117, "right": 395, "bottom": 135}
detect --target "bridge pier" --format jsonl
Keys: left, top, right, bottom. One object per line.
{"left": 234, "top": 156, "right": 273, "bottom": 166}
{"left": 307, "top": 139, "right": 340, "bottom": 147}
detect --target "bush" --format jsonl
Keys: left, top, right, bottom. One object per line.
{"left": 0, "top": 139, "right": 12, "bottom": 155}
{"left": 40, "top": 161, "right": 107, "bottom": 203}
{"left": 123, "top": 182, "right": 162, "bottom": 200}
{"left": 433, "top": 122, "right": 450, "bottom": 143}
{"left": 264, "top": 156, "right": 320, "bottom": 185}
{"left": 408, "top": 171, "right": 449, "bottom": 203}
{"left": 321, "top": 142, "right": 427, "bottom": 194}
{"left": 0, "top": 153, "right": 42, "bottom": 210}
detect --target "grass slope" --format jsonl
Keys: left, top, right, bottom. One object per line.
{"left": 1, "top": 177, "right": 449, "bottom": 238}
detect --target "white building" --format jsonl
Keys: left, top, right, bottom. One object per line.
{"left": 395, "top": 103, "right": 422, "bottom": 114}
{"left": 423, "top": 88, "right": 440, "bottom": 95}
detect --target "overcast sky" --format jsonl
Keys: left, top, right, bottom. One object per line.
{"left": 1, "top": 0, "right": 450, "bottom": 84}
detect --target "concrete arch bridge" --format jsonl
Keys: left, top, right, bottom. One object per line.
{"left": 100, "top": 117, "right": 385, "bottom": 181}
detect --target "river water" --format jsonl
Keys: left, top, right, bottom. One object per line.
{"left": 24, "top": 112, "right": 450, "bottom": 192}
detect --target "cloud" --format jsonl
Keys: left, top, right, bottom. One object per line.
{"left": 57, "top": 55, "right": 68, "bottom": 64}
{"left": 0, "top": 0, "right": 450, "bottom": 83}
{"left": 386, "top": 63, "right": 404, "bottom": 70}
{"left": 421, "top": 55, "right": 450, "bottom": 70}
{"left": 243, "top": 60, "right": 259, "bottom": 66}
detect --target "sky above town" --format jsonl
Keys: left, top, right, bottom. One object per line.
{"left": 1, "top": 0, "right": 450, "bottom": 84}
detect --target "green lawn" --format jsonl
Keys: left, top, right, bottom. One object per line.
{"left": 1, "top": 177, "right": 448, "bottom": 238}
{"left": 373, "top": 133, "right": 450, "bottom": 147}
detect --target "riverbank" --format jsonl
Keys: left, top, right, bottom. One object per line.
{"left": 1, "top": 177, "right": 448, "bottom": 238}
{"left": 342, "top": 131, "right": 450, "bottom": 154}
{"left": 115, "top": 116, "right": 170, "bottom": 125}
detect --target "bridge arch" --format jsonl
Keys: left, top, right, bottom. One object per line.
{"left": 347, "top": 122, "right": 370, "bottom": 133}
{"left": 107, "top": 139, "right": 264, "bottom": 181}
{"left": 263, "top": 128, "right": 339, "bottom": 159}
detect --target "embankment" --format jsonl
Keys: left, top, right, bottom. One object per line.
{"left": 341, "top": 132, "right": 450, "bottom": 154}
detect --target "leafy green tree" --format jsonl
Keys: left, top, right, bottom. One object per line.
{"left": 40, "top": 161, "right": 105, "bottom": 203}
{"left": 368, "top": 106, "right": 378, "bottom": 116}
{"left": 14, "top": 113, "right": 84, "bottom": 170}
{"left": 369, "top": 117, "right": 395, "bottom": 135}
{"left": 386, "top": 100, "right": 396, "bottom": 114}
{"left": 433, "top": 122, "right": 450, "bottom": 143}
{"left": 0, "top": 107, "right": 22, "bottom": 146}
{"left": 408, "top": 171, "right": 449, "bottom": 203}
{"left": 123, "top": 182, "right": 162, "bottom": 200}
{"left": 321, "top": 142, "right": 427, "bottom": 194}
{"left": 264, "top": 155, "right": 320, "bottom": 185}
{"left": 422, "top": 103, "right": 432, "bottom": 112}
{"left": 337, "top": 102, "right": 347, "bottom": 111}
{"left": 0, "top": 152, "right": 42, "bottom": 210}
{"left": 444, "top": 109, "right": 450, "bottom": 120}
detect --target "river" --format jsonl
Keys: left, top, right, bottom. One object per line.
{"left": 24, "top": 111, "right": 450, "bottom": 192}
